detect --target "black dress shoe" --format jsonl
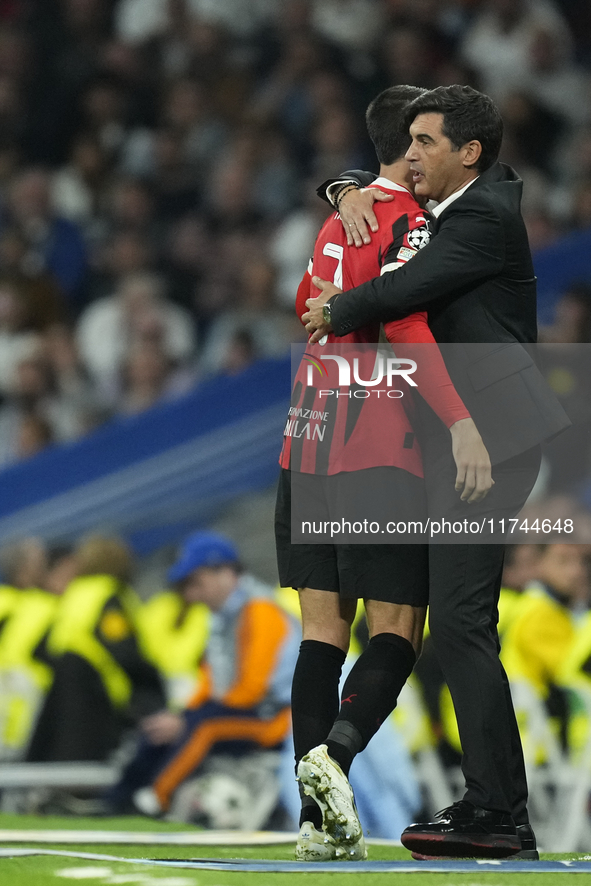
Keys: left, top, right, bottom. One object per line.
{"left": 512, "top": 823, "right": 539, "bottom": 860}
{"left": 401, "top": 800, "right": 520, "bottom": 859}
{"left": 410, "top": 821, "right": 540, "bottom": 861}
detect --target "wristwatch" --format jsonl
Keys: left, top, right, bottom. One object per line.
{"left": 323, "top": 295, "right": 339, "bottom": 325}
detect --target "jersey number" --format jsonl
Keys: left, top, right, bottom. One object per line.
{"left": 323, "top": 242, "right": 343, "bottom": 289}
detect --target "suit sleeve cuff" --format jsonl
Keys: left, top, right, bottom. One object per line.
{"left": 316, "top": 170, "right": 377, "bottom": 204}
{"left": 327, "top": 293, "right": 348, "bottom": 337}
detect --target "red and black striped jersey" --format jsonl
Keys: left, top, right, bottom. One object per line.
{"left": 281, "top": 179, "right": 470, "bottom": 475}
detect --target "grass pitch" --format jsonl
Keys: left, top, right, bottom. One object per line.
{"left": 0, "top": 813, "right": 591, "bottom": 886}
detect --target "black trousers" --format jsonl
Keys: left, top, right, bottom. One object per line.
{"left": 424, "top": 442, "right": 541, "bottom": 821}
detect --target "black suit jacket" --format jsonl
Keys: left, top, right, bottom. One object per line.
{"left": 320, "top": 163, "right": 570, "bottom": 463}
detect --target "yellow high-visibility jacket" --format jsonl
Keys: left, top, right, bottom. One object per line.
{"left": 0, "top": 585, "right": 18, "bottom": 639}
{"left": 139, "top": 591, "right": 209, "bottom": 708}
{"left": 48, "top": 574, "right": 145, "bottom": 709}
{"left": 0, "top": 588, "right": 59, "bottom": 753}
{"left": 501, "top": 583, "right": 575, "bottom": 695}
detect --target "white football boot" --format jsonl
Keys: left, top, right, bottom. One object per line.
{"left": 297, "top": 744, "right": 367, "bottom": 860}
{"left": 295, "top": 820, "right": 337, "bottom": 861}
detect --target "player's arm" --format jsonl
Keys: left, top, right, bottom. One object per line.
{"left": 384, "top": 313, "right": 492, "bottom": 502}
{"left": 384, "top": 312, "right": 469, "bottom": 427}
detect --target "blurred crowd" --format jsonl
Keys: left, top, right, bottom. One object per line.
{"left": 0, "top": 0, "right": 588, "bottom": 467}
{"left": 2, "top": 530, "right": 591, "bottom": 837}
{"left": 415, "top": 543, "right": 591, "bottom": 762}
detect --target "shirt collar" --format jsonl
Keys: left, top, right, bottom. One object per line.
{"left": 371, "top": 176, "right": 413, "bottom": 195}
{"left": 427, "top": 176, "right": 479, "bottom": 218}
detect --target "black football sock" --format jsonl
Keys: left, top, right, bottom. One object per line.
{"left": 291, "top": 639, "right": 347, "bottom": 763}
{"left": 299, "top": 790, "right": 324, "bottom": 829}
{"left": 292, "top": 639, "right": 346, "bottom": 826}
{"left": 326, "top": 632, "right": 416, "bottom": 776}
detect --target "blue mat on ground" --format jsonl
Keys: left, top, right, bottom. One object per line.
{"left": 1, "top": 849, "right": 590, "bottom": 872}
{"left": 150, "top": 858, "right": 591, "bottom": 873}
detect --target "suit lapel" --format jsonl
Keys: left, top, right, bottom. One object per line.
{"left": 424, "top": 210, "right": 438, "bottom": 236}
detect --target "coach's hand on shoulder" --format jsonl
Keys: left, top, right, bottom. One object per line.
{"left": 339, "top": 187, "right": 392, "bottom": 247}
{"left": 449, "top": 418, "right": 494, "bottom": 503}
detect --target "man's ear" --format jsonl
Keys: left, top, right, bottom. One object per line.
{"left": 462, "top": 139, "right": 482, "bottom": 169}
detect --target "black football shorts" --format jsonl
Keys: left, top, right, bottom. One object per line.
{"left": 275, "top": 467, "right": 429, "bottom": 605}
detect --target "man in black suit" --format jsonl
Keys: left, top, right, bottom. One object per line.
{"left": 303, "top": 85, "right": 570, "bottom": 859}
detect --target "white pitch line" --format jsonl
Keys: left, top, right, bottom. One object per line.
{"left": 0, "top": 829, "right": 295, "bottom": 845}
{"left": 0, "top": 829, "right": 401, "bottom": 847}
{"left": 53, "top": 868, "right": 114, "bottom": 879}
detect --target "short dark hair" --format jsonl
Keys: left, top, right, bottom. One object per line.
{"left": 365, "top": 85, "right": 426, "bottom": 166}
{"left": 403, "top": 85, "right": 503, "bottom": 173}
